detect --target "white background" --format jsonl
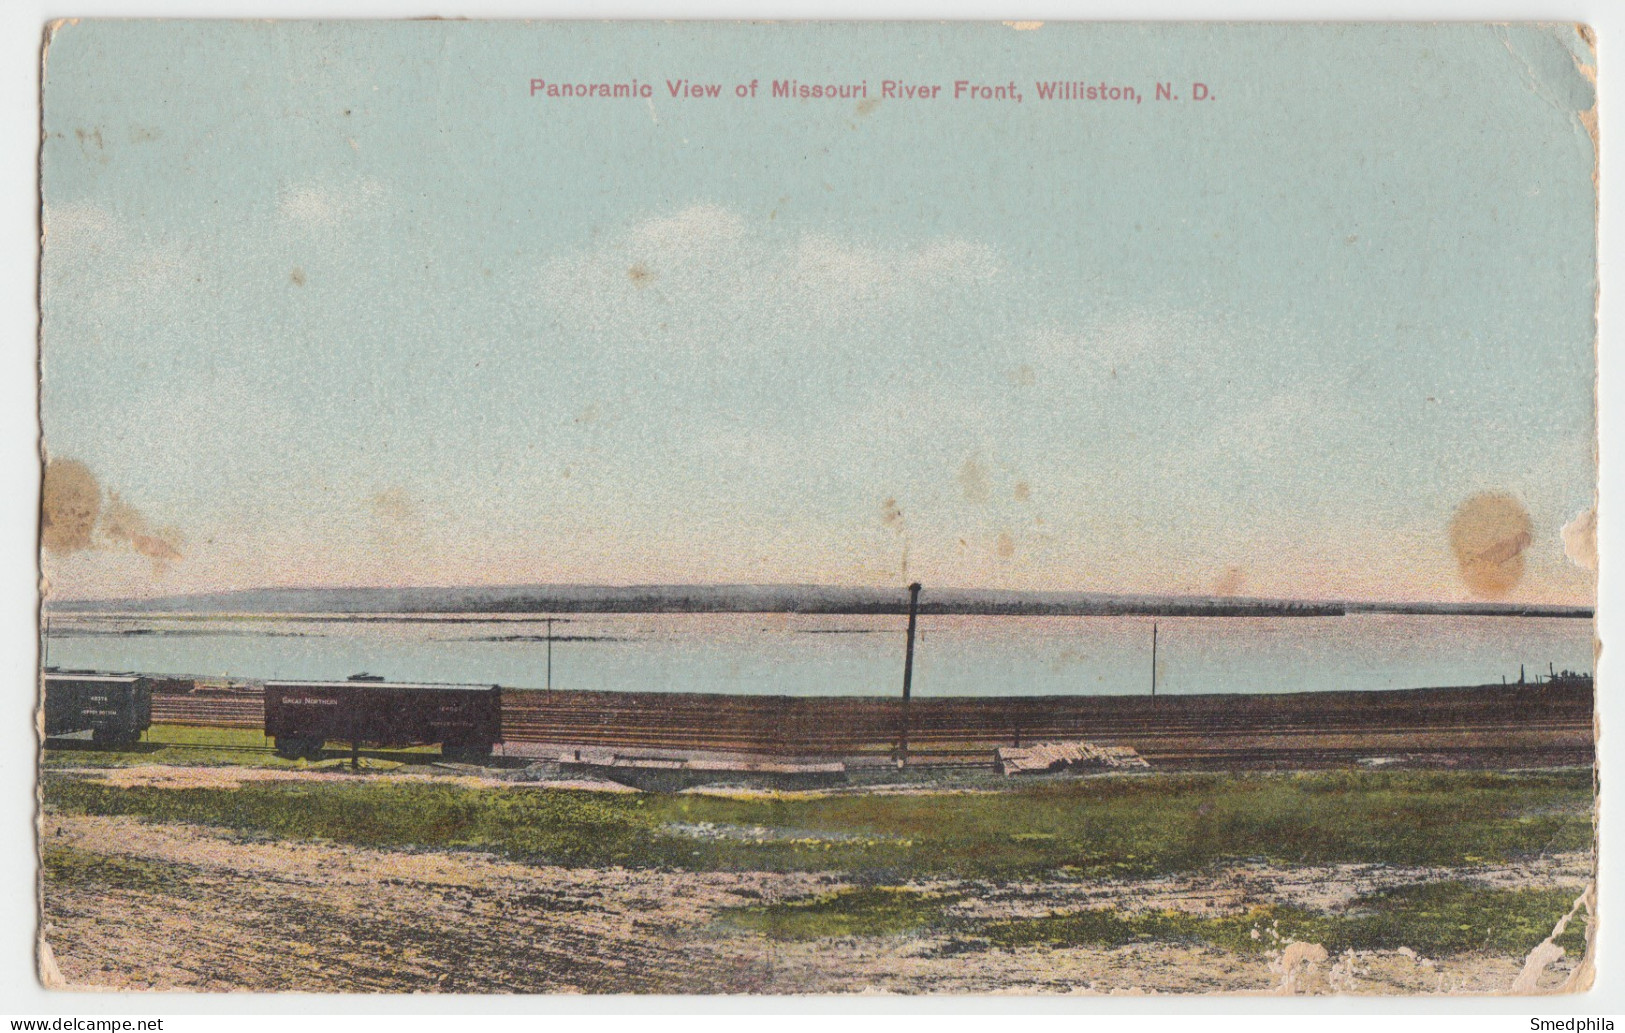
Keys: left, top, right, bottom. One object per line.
{"left": 0, "top": 0, "right": 1618, "bottom": 1024}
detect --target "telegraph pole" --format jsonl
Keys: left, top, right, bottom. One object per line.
{"left": 546, "top": 618, "right": 555, "bottom": 691}
{"left": 899, "top": 582, "right": 922, "bottom": 767}
{"left": 1151, "top": 621, "right": 1158, "bottom": 697}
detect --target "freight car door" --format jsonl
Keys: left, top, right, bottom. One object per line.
{"left": 42, "top": 679, "right": 87, "bottom": 736}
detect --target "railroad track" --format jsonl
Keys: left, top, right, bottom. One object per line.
{"left": 47, "top": 736, "right": 280, "bottom": 756}
{"left": 143, "top": 681, "right": 1596, "bottom": 770}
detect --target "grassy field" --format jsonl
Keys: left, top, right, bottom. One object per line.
{"left": 40, "top": 765, "right": 1593, "bottom": 989}
{"left": 41, "top": 767, "right": 1593, "bottom": 880}
{"left": 41, "top": 723, "right": 440, "bottom": 770}
{"left": 717, "top": 881, "right": 1587, "bottom": 956}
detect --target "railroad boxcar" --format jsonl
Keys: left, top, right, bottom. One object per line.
{"left": 263, "top": 676, "right": 502, "bottom": 762}
{"left": 42, "top": 670, "right": 153, "bottom": 747}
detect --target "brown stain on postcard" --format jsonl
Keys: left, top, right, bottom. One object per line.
{"left": 995, "top": 531, "right": 1016, "bottom": 560}
{"left": 1448, "top": 492, "right": 1533, "bottom": 599}
{"left": 958, "top": 456, "right": 991, "bottom": 503}
{"left": 1212, "top": 566, "right": 1246, "bottom": 597}
{"left": 370, "top": 487, "right": 419, "bottom": 525}
{"left": 102, "top": 492, "right": 184, "bottom": 566}
{"left": 41, "top": 458, "right": 100, "bottom": 554}
{"left": 40, "top": 457, "right": 183, "bottom": 569}
{"left": 880, "top": 497, "right": 903, "bottom": 528}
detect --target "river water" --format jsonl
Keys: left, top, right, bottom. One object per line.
{"left": 41, "top": 611, "right": 1594, "bottom": 697}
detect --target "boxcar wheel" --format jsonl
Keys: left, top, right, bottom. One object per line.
{"left": 275, "top": 735, "right": 322, "bottom": 760}
{"left": 92, "top": 728, "right": 138, "bottom": 749}
{"left": 442, "top": 741, "right": 493, "bottom": 764}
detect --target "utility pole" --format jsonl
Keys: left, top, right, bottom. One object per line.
{"left": 899, "top": 582, "right": 922, "bottom": 767}
{"left": 546, "top": 618, "right": 555, "bottom": 691}
{"left": 1151, "top": 621, "right": 1158, "bottom": 697}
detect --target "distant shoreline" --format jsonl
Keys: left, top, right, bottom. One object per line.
{"left": 41, "top": 583, "right": 1595, "bottom": 620}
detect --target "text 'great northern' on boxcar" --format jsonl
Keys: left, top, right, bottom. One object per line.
{"left": 263, "top": 675, "right": 502, "bottom": 762}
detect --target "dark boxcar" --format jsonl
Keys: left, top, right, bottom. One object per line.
{"left": 263, "top": 677, "right": 502, "bottom": 761}
{"left": 42, "top": 671, "right": 152, "bottom": 747}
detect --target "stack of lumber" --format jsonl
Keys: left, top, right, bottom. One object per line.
{"left": 994, "top": 740, "right": 1151, "bottom": 775}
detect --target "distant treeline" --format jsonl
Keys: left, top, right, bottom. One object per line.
{"left": 45, "top": 583, "right": 1594, "bottom": 620}
{"left": 477, "top": 595, "right": 1347, "bottom": 617}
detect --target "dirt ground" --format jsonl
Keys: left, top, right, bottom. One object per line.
{"left": 38, "top": 811, "right": 1590, "bottom": 995}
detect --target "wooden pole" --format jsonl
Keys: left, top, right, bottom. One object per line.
{"left": 546, "top": 618, "right": 554, "bottom": 691}
{"left": 1151, "top": 621, "right": 1158, "bottom": 697}
{"left": 900, "top": 582, "right": 922, "bottom": 767}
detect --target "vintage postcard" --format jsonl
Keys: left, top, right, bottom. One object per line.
{"left": 37, "top": 21, "right": 1598, "bottom": 995}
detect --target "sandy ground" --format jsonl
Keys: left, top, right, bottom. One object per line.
{"left": 38, "top": 810, "right": 1591, "bottom": 996}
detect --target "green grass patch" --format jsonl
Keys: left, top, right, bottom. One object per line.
{"left": 41, "top": 723, "right": 439, "bottom": 770}
{"left": 128, "top": 724, "right": 265, "bottom": 748}
{"left": 44, "top": 776, "right": 686, "bottom": 868}
{"left": 721, "top": 886, "right": 960, "bottom": 940}
{"left": 40, "top": 844, "right": 201, "bottom": 893}
{"left": 42, "top": 723, "right": 289, "bottom": 770}
{"left": 641, "top": 768, "right": 1593, "bottom": 878}
{"left": 41, "top": 768, "right": 1592, "bottom": 879}
{"left": 715, "top": 880, "right": 1588, "bottom": 958}
{"left": 977, "top": 882, "right": 1587, "bottom": 958}
{"left": 1318, "top": 881, "right": 1588, "bottom": 956}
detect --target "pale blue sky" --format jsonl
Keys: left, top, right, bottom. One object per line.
{"left": 39, "top": 21, "right": 1598, "bottom": 603}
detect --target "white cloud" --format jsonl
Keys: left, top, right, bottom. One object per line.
{"left": 625, "top": 203, "right": 748, "bottom": 254}
{"left": 277, "top": 177, "right": 386, "bottom": 229}
{"left": 537, "top": 204, "right": 1001, "bottom": 334}
{"left": 1024, "top": 307, "right": 1258, "bottom": 378}
{"left": 42, "top": 201, "right": 119, "bottom": 254}
{"left": 789, "top": 232, "right": 999, "bottom": 299}
{"left": 40, "top": 201, "right": 206, "bottom": 340}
